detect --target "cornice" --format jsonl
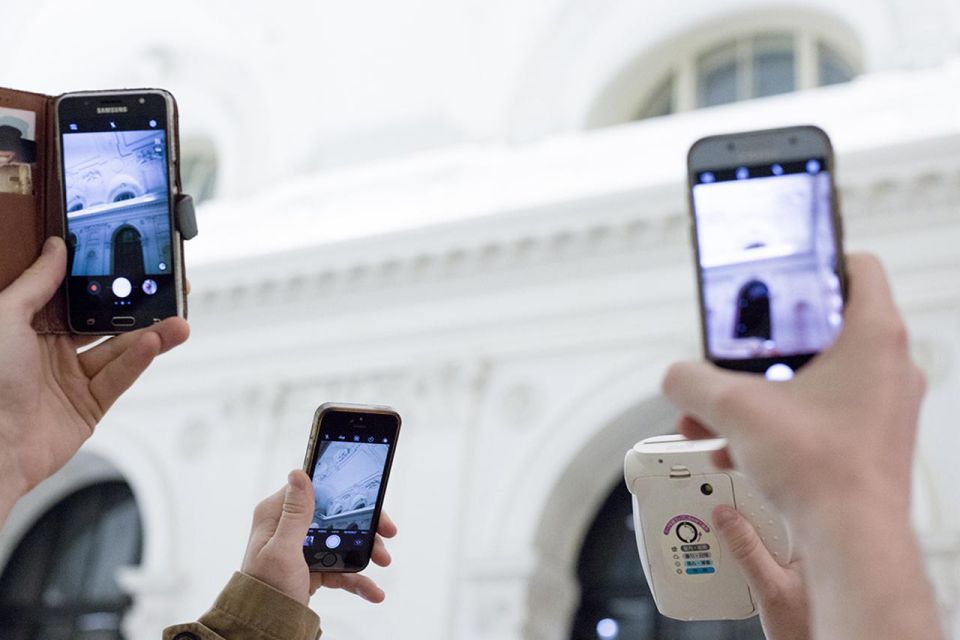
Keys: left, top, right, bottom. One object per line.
{"left": 188, "top": 154, "right": 960, "bottom": 314}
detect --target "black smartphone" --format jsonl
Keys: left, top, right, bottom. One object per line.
{"left": 302, "top": 403, "right": 401, "bottom": 572}
{"left": 56, "top": 90, "right": 184, "bottom": 333}
{"left": 687, "top": 125, "right": 846, "bottom": 377}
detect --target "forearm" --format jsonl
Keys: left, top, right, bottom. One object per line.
{"left": 795, "top": 499, "right": 943, "bottom": 640}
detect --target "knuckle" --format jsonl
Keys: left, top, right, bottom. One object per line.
{"left": 661, "top": 364, "right": 682, "bottom": 396}
{"left": 882, "top": 318, "right": 910, "bottom": 353}
{"left": 282, "top": 498, "right": 309, "bottom": 517}
{"left": 727, "top": 525, "right": 762, "bottom": 561}
{"left": 252, "top": 499, "right": 274, "bottom": 522}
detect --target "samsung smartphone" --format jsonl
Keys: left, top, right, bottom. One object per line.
{"left": 687, "top": 126, "right": 846, "bottom": 377}
{"left": 302, "top": 403, "right": 401, "bottom": 572}
{"left": 56, "top": 90, "right": 183, "bottom": 333}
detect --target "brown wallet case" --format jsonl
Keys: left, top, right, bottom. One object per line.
{"left": 0, "top": 86, "right": 196, "bottom": 334}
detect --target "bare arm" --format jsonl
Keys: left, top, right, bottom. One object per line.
{"left": 664, "top": 254, "right": 943, "bottom": 640}
{"left": 0, "top": 237, "right": 189, "bottom": 525}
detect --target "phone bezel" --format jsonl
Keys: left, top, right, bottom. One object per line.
{"left": 55, "top": 89, "right": 184, "bottom": 334}
{"left": 686, "top": 125, "right": 847, "bottom": 373}
{"left": 302, "top": 402, "right": 401, "bottom": 573}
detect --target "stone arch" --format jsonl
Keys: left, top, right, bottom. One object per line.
{"left": 523, "top": 394, "right": 677, "bottom": 639}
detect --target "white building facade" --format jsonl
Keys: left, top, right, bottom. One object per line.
{"left": 0, "top": 1, "right": 959, "bottom": 639}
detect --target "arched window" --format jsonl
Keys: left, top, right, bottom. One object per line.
{"left": 734, "top": 280, "right": 772, "bottom": 340}
{"left": 592, "top": 17, "right": 862, "bottom": 127}
{"left": 180, "top": 137, "right": 219, "bottom": 205}
{"left": 112, "top": 225, "right": 145, "bottom": 278}
{"left": 569, "top": 482, "right": 765, "bottom": 639}
{"left": 0, "top": 481, "right": 143, "bottom": 640}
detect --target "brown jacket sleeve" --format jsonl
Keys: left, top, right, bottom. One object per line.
{"left": 162, "top": 572, "right": 321, "bottom": 640}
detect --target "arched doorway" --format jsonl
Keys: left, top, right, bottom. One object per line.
{"left": 112, "top": 226, "right": 145, "bottom": 278}
{"left": 733, "top": 280, "right": 771, "bottom": 340}
{"left": 569, "top": 481, "right": 765, "bottom": 639}
{"left": 0, "top": 481, "right": 143, "bottom": 639}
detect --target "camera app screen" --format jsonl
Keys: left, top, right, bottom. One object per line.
{"left": 304, "top": 427, "right": 394, "bottom": 567}
{"left": 692, "top": 159, "right": 843, "bottom": 362}
{"left": 63, "top": 129, "right": 172, "bottom": 280}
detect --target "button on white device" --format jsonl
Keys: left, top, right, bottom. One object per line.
{"left": 325, "top": 534, "right": 342, "bottom": 549}
{"left": 765, "top": 363, "right": 795, "bottom": 381}
{"left": 111, "top": 277, "right": 132, "bottom": 298}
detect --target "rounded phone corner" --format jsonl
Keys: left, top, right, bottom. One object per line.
{"left": 686, "top": 134, "right": 718, "bottom": 172}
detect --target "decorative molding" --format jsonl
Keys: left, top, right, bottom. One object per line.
{"left": 189, "top": 156, "right": 960, "bottom": 314}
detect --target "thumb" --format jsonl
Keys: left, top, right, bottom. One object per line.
{"left": 1, "top": 237, "right": 67, "bottom": 319}
{"left": 713, "top": 505, "right": 784, "bottom": 596}
{"left": 272, "top": 470, "right": 315, "bottom": 549}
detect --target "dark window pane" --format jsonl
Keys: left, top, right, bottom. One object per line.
{"left": 180, "top": 137, "right": 219, "bottom": 205}
{"left": 818, "top": 42, "right": 855, "bottom": 86}
{"left": 753, "top": 34, "right": 795, "bottom": 98}
{"left": 569, "top": 481, "right": 766, "bottom": 640}
{"left": 697, "top": 43, "right": 738, "bottom": 107}
{"left": 87, "top": 500, "right": 141, "bottom": 602}
{"left": 0, "top": 482, "right": 142, "bottom": 640}
{"left": 33, "top": 621, "right": 74, "bottom": 640}
{"left": 637, "top": 76, "right": 675, "bottom": 120}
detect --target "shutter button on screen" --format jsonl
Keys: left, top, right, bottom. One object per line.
{"left": 325, "top": 534, "right": 342, "bottom": 549}
{"left": 765, "top": 363, "right": 794, "bottom": 381}
{"left": 111, "top": 277, "right": 132, "bottom": 298}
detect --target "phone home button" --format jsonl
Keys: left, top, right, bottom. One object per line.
{"left": 320, "top": 553, "right": 337, "bottom": 568}
{"left": 111, "top": 316, "right": 135, "bottom": 327}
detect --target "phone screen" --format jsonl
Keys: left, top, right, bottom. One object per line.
{"left": 303, "top": 411, "right": 399, "bottom": 571}
{"left": 691, "top": 158, "right": 844, "bottom": 374}
{"left": 58, "top": 93, "right": 177, "bottom": 331}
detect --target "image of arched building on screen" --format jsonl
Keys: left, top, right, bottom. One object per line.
{"left": 63, "top": 130, "right": 172, "bottom": 278}
{"left": 310, "top": 443, "right": 388, "bottom": 531}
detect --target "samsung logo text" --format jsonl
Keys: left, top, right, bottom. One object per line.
{"left": 96, "top": 106, "right": 128, "bottom": 114}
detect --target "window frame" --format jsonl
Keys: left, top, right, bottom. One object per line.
{"left": 590, "top": 12, "right": 862, "bottom": 128}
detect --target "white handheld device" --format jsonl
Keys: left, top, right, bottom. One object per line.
{"left": 624, "top": 434, "right": 792, "bottom": 620}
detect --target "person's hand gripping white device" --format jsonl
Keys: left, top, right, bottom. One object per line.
{"left": 624, "top": 434, "right": 793, "bottom": 620}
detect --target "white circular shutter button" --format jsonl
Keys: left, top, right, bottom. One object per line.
{"left": 325, "top": 534, "right": 342, "bottom": 549}
{"left": 111, "top": 277, "right": 132, "bottom": 298}
{"left": 765, "top": 363, "right": 795, "bottom": 381}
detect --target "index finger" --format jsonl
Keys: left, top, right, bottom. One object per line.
{"left": 661, "top": 361, "right": 763, "bottom": 437}
{"left": 377, "top": 511, "right": 398, "bottom": 538}
{"left": 840, "top": 253, "right": 901, "bottom": 337}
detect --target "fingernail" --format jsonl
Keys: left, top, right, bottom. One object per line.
{"left": 42, "top": 236, "right": 58, "bottom": 254}
{"left": 713, "top": 505, "right": 740, "bottom": 530}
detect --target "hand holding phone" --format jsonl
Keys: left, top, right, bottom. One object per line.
{"left": 241, "top": 469, "right": 397, "bottom": 605}
{"left": 687, "top": 126, "right": 846, "bottom": 377}
{"left": 302, "top": 403, "right": 401, "bottom": 572}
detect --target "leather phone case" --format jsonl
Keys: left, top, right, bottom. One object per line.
{"left": 0, "top": 86, "right": 196, "bottom": 334}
